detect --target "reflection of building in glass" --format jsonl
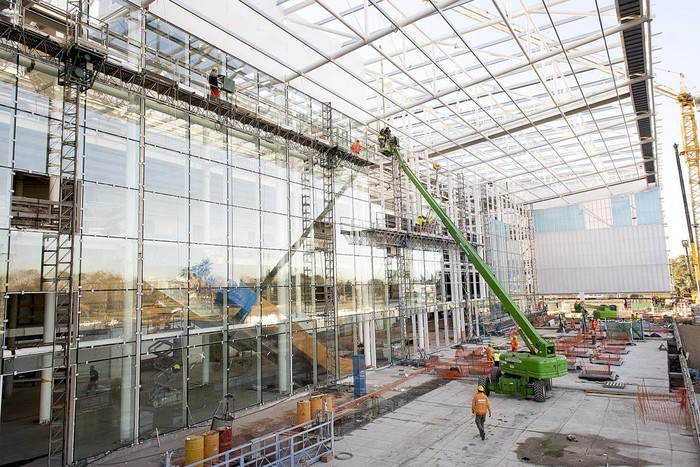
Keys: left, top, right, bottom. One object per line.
{"left": 0, "top": 2, "right": 537, "bottom": 465}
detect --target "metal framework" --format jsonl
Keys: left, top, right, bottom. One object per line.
{"left": 265, "top": 0, "right": 656, "bottom": 206}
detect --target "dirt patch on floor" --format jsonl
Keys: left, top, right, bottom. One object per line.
{"left": 334, "top": 377, "right": 451, "bottom": 436}
{"left": 516, "top": 433, "right": 651, "bottom": 467}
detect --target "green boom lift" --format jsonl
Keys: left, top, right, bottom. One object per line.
{"left": 382, "top": 140, "right": 567, "bottom": 402}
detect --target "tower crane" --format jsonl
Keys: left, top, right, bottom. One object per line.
{"left": 656, "top": 75, "right": 700, "bottom": 300}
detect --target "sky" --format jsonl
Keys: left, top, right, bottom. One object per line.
{"left": 653, "top": 0, "right": 700, "bottom": 259}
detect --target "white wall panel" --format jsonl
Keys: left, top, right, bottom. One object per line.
{"left": 535, "top": 224, "right": 671, "bottom": 294}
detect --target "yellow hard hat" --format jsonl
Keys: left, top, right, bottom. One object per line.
{"left": 488, "top": 342, "right": 493, "bottom": 347}
{"left": 212, "top": 66, "right": 218, "bottom": 72}
{"left": 477, "top": 385, "right": 484, "bottom": 392}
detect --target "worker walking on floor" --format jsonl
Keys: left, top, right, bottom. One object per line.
{"left": 471, "top": 385, "right": 492, "bottom": 440}
{"left": 493, "top": 350, "right": 500, "bottom": 367}
{"left": 591, "top": 318, "right": 598, "bottom": 345}
{"left": 510, "top": 335, "right": 518, "bottom": 353}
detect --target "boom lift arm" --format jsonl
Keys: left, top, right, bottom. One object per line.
{"left": 388, "top": 146, "right": 556, "bottom": 358}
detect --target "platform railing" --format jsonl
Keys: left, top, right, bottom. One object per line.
{"left": 180, "top": 411, "right": 334, "bottom": 467}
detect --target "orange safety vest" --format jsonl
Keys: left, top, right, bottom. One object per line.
{"left": 591, "top": 319, "right": 598, "bottom": 330}
{"left": 472, "top": 393, "right": 491, "bottom": 416}
{"left": 485, "top": 347, "right": 493, "bottom": 361}
{"left": 350, "top": 140, "right": 362, "bottom": 154}
{"left": 511, "top": 338, "right": 518, "bottom": 352}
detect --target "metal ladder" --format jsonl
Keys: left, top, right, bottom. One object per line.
{"left": 320, "top": 102, "right": 338, "bottom": 383}
{"left": 300, "top": 157, "right": 314, "bottom": 317}
{"left": 44, "top": 59, "right": 80, "bottom": 467}
{"left": 42, "top": 2, "right": 82, "bottom": 464}
{"left": 391, "top": 156, "right": 410, "bottom": 359}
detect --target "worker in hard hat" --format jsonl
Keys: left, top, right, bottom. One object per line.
{"left": 510, "top": 335, "right": 518, "bottom": 353}
{"left": 209, "top": 66, "right": 225, "bottom": 99}
{"left": 493, "top": 349, "right": 500, "bottom": 367}
{"left": 471, "top": 385, "right": 492, "bottom": 440}
{"left": 485, "top": 342, "right": 494, "bottom": 362}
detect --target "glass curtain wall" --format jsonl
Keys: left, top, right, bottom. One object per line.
{"left": 0, "top": 2, "right": 478, "bottom": 463}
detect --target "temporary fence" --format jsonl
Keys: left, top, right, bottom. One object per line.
{"left": 636, "top": 383, "right": 689, "bottom": 428}
{"left": 590, "top": 350, "right": 624, "bottom": 366}
{"left": 566, "top": 355, "right": 580, "bottom": 371}
{"left": 454, "top": 346, "right": 484, "bottom": 360}
{"left": 426, "top": 355, "right": 493, "bottom": 378}
{"left": 579, "top": 362, "right": 617, "bottom": 381}
{"left": 605, "top": 321, "right": 633, "bottom": 343}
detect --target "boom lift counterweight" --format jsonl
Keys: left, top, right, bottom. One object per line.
{"left": 380, "top": 139, "right": 567, "bottom": 401}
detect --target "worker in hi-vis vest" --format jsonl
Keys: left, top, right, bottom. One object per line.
{"left": 471, "top": 385, "right": 492, "bottom": 440}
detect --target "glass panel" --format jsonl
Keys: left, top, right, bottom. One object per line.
{"left": 190, "top": 157, "right": 226, "bottom": 203}
{"left": 232, "top": 247, "right": 260, "bottom": 286}
{"left": 8, "top": 230, "right": 42, "bottom": 292}
{"left": 0, "top": 105, "right": 13, "bottom": 168}
{"left": 144, "top": 193, "right": 188, "bottom": 242}
{"left": 145, "top": 109, "right": 188, "bottom": 152}
{"left": 16, "top": 74, "right": 50, "bottom": 114}
{"left": 143, "top": 240, "right": 187, "bottom": 288}
{"left": 0, "top": 66, "right": 15, "bottom": 108}
{"left": 231, "top": 168, "right": 259, "bottom": 209}
{"left": 229, "top": 136, "right": 258, "bottom": 172}
{"left": 390, "top": 317, "right": 403, "bottom": 361}
{"left": 74, "top": 356, "right": 135, "bottom": 460}
{"left": 189, "top": 245, "right": 227, "bottom": 330}
{"left": 231, "top": 206, "right": 259, "bottom": 248}
{"left": 259, "top": 148, "right": 286, "bottom": 179}
{"left": 84, "top": 91, "right": 139, "bottom": 138}
{"left": 190, "top": 123, "right": 227, "bottom": 163}
{"left": 14, "top": 112, "right": 48, "bottom": 173}
{"left": 142, "top": 288, "right": 187, "bottom": 336}
{"left": 190, "top": 200, "right": 226, "bottom": 245}
{"left": 259, "top": 286, "right": 289, "bottom": 325}
{"left": 291, "top": 321, "right": 315, "bottom": 390}
{"left": 260, "top": 175, "right": 288, "bottom": 214}
{"left": 79, "top": 290, "right": 136, "bottom": 343}
{"left": 80, "top": 237, "right": 137, "bottom": 290}
{"left": 375, "top": 318, "right": 390, "bottom": 367}
{"left": 261, "top": 249, "right": 288, "bottom": 287}
{"left": 227, "top": 333, "right": 259, "bottom": 410}
{"left": 261, "top": 212, "right": 288, "bottom": 250}
{"left": 261, "top": 331, "right": 290, "bottom": 403}
{"left": 187, "top": 336, "right": 224, "bottom": 424}
{"left": 83, "top": 131, "right": 139, "bottom": 188}
{"left": 0, "top": 167, "right": 10, "bottom": 228}
{"left": 139, "top": 336, "right": 186, "bottom": 439}
{"left": 82, "top": 183, "right": 138, "bottom": 238}
{"left": 144, "top": 145, "right": 187, "bottom": 196}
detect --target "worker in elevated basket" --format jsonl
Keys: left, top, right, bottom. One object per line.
{"left": 471, "top": 385, "right": 492, "bottom": 440}
{"left": 209, "top": 66, "right": 225, "bottom": 99}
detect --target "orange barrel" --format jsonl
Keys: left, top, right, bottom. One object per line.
{"left": 321, "top": 393, "right": 334, "bottom": 413}
{"left": 310, "top": 396, "right": 323, "bottom": 416}
{"left": 202, "top": 430, "right": 219, "bottom": 466}
{"left": 296, "top": 399, "right": 311, "bottom": 425}
{"left": 184, "top": 435, "right": 204, "bottom": 467}
{"left": 217, "top": 426, "right": 233, "bottom": 454}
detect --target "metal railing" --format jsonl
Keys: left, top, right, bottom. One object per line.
{"left": 673, "top": 320, "right": 700, "bottom": 447}
{"left": 181, "top": 412, "right": 334, "bottom": 467}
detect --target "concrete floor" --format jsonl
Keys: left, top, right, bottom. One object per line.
{"left": 89, "top": 337, "right": 700, "bottom": 467}
{"left": 332, "top": 338, "right": 698, "bottom": 467}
